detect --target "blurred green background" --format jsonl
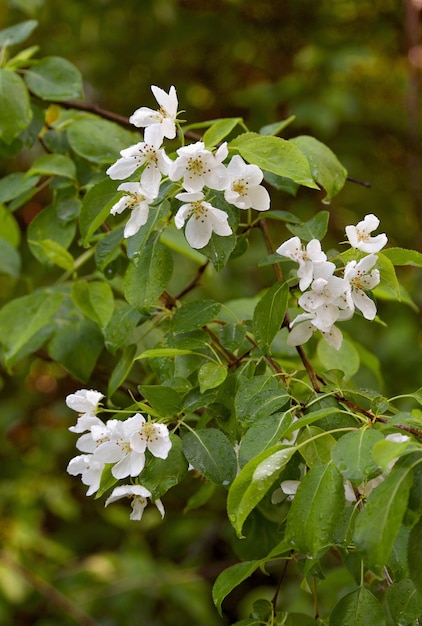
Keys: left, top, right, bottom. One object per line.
{"left": 0, "top": 0, "right": 421, "bottom": 624}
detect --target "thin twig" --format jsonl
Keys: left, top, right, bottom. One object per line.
{"left": 175, "top": 262, "right": 209, "bottom": 299}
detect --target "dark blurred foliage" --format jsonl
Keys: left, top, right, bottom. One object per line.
{"left": 1, "top": 0, "right": 422, "bottom": 624}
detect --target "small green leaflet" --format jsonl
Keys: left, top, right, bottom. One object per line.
{"left": 253, "top": 282, "right": 288, "bottom": 352}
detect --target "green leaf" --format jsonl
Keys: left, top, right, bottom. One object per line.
{"left": 290, "top": 135, "right": 347, "bottom": 202}
{"left": 382, "top": 246, "right": 422, "bottom": 267}
{"left": 317, "top": 337, "right": 360, "bottom": 380}
{"left": 107, "top": 344, "right": 137, "bottom": 397}
{"left": 30, "top": 239, "right": 74, "bottom": 270}
{"left": 408, "top": 517, "right": 422, "bottom": 597}
{"left": 371, "top": 438, "right": 412, "bottom": 472}
{"left": 0, "top": 172, "right": 39, "bottom": 204}
{"left": 238, "top": 411, "right": 294, "bottom": 467}
{"left": 0, "top": 20, "right": 38, "bottom": 46}
{"left": 227, "top": 445, "right": 296, "bottom": 537}
{"left": 386, "top": 578, "right": 422, "bottom": 625}
{"left": 285, "top": 463, "right": 345, "bottom": 556}
{"left": 286, "top": 210, "right": 329, "bottom": 241}
{"left": 48, "top": 318, "right": 103, "bottom": 382}
{"left": 27, "top": 204, "right": 76, "bottom": 266}
{"left": 24, "top": 56, "right": 83, "bottom": 100}
{"left": 79, "top": 178, "right": 119, "bottom": 245}
{"left": 26, "top": 153, "right": 77, "bottom": 180}
{"left": 136, "top": 348, "right": 195, "bottom": 360}
{"left": 259, "top": 116, "right": 296, "bottom": 136}
{"left": 329, "top": 587, "right": 386, "bottom": 626}
{"left": 0, "top": 69, "right": 32, "bottom": 143}
{"left": 353, "top": 454, "right": 418, "bottom": 573}
{"left": 0, "top": 291, "right": 63, "bottom": 367}
{"left": 331, "top": 429, "right": 384, "bottom": 483}
{"left": 198, "top": 362, "right": 228, "bottom": 393}
{"left": 123, "top": 234, "right": 173, "bottom": 309}
{"left": 234, "top": 375, "right": 289, "bottom": 428}
{"left": 184, "top": 481, "right": 216, "bottom": 513}
{"left": 71, "top": 280, "right": 114, "bottom": 328}
{"left": 297, "top": 426, "right": 336, "bottom": 468}
{"left": 0, "top": 205, "right": 22, "bottom": 247}
{"left": 67, "top": 117, "right": 139, "bottom": 164}
{"left": 203, "top": 117, "right": 242, "bottom": 148}
{"left": 375, "top": 252, "right": 401, "bottom": 300}
{"left": 253, "top": 281, "right": 288, "bottom": 351}
{"left": 104, "top": 302, "right": 143, "bottom": 354}
{"left": 95, "top": 464, "right": 118, "bottom": 499}
{"left": 212, "top": 560, "right": 261, "bottom": 616}
{"left": 229, "top": 132, "right": 319, "bottom": 188}
{"left": 95, "top": 226, "right": 124, "bottom": 270}
{"left": 182, "top": 428, "right": 237, "bottom": 486}
{"left": 0, "top": 236, "right": 21, "bottom": 278}
{"left": 140, "top": 435, "right": 188, "bottom": 499}
{"left": 138, "top": 385, "right": 182, "bottom": 416}
{"left": 171, "top": 299, "right": 221, "bottom": 333}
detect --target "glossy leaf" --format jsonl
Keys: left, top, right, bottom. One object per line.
{"left": 317, "top": 338, "right": 360, "bottom": 381}
{"left": 0, "top": 291, "right": 63, "bottom": 367}
{"left": 297, "top": 426, "right": 336, "bottom": 468}
{"left": 138, "top": 385, "right": 183, "bottom": 416}
{"left": 182, "top": 428, "right": 237, "bottom": 486}
{"left": 229, "top": 132, "right": 319, "bottom": 188}
{"left": 67, "top": 117, "right": 139, "bottom": 164}
{"left": 203, "top": 117, "right": 242, "bottom": 148}
{"left": 382, "top": 246, "right": 422, "bottom": 267}
{"left": 353, "top": 454, "right": 417, "bottom": 573}
{"left": 0, "top": 236, "right": 20, "bottom": 278}
{"left": 286, "top": 210, "right": 329, "bottom": 241}
{"left": 0, "top": 172, "right": 40, "bottom": 203}
{"left": 0, "top": 69, "right": 32, "bottom": 144}
{"left": 253, "top": 281, "right": 288, "bottom": 351}
{"left": 408, "top": 516, "right": 422, "bottom": 597}
{"left": 228, "top": 445, "right": 296, "bottom": 537}
{"left": 107, "top": 344, "right": 137, "bottom": 397}
{"left": 27, "top": 153, "right": 77, "bottom": 180}
{"left": 238, "top": 411, "right": 294, "bottom": 467}
{"left": 27, "top": 204, "right": 76, "bottom": 266}
{"left": 234, "top": 375, "right": 290, "bottom": 428}
{"left": 48, "top": 318, "right": 103, "bottom": 382}
{"left": 329, "top": 587, "right": 385, "bottom": 626}
{"left": 24, "top": 56, "right": 83, "bottom": 100}
{"left": 290, "top": 135, "right": 347, "bottom": 202}
{"left": 386, "top": 578, "right": 422, "bottom": 625}
{"left": 123, "top": 235, "right": 173, "bottom": 309}
{"left": 285, "top": 462, "right": 345, "bottom": 556}
{"left": 212, "top": 560, "right": 260, "bottom": 616}
{"left": 0, "top": 20, "right": 38, "bottom": 46}
{"left": 79, "top": 178, "right": 119, "bottom": 245}
{"left": 31, "top": 239, "right": 74, "bottom": 270}
{"left": 72, "top": 280, "right": 114, "bottom": 329}
{"left": 198, "top": 362, "right": 228, "bottom": 392}
{"left": 140, "top": 436, "right": 188, "bottom": 499}
{"left": 331, "top": 429, "right": 384, "bottom": 483}
{"left": 171, "top": 299, "right": 221, "bottom": 333}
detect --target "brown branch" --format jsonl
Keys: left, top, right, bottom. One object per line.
{"left": 346, "top": 176, "right": 371, "bottom": 188}
{"left": 175, "top": 261, "right": 209, "bottom": 299}
{"left": 55, "top": 99, "right": 135, "bottom": 129}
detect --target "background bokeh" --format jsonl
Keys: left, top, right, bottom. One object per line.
{"left": 1, "top": 1, "right": 421, "bottom": 624}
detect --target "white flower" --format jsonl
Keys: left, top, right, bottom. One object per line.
{"left": 93, "top": 415, "right": 146, "bottom": 479}
{"left": 66, "top": 389, "right": 104, "bottom": 433}
{"left": 343, "top": 254, "right": 380, "bottom": 320}
{"left": 287, "top": 312, "right": 344, "bottom": 350}
{"left": 276, "top": 237, "right": 327, "bottom": 291}
{"left": 224, "top": 155, "right": 270, "bottom": 211}
{"left": 129, "top": 85, "right": 178, "bottom": 141}
{"left": 129, "top": 414, "right": 172, "bottom": 459}
{"left": 175, "top": 191, "right": 232, "bottom": 249}
{"left": 345, "top": 214, "right": 387, "bottom": 253}
{"left": 104, "top": 484, "right": 165, "bottom": 521}
{"left": 298, "top": 261, "right": 348, "bottom": 319}
{"left": 169, "top": 141, "right": 230, "bottom": 192}
{"left": 385, "top": 433, "right": 410, "bottom": 443}
{"left": 110, "top": 182, "right": 156, "bottom": 238}
{"left": 106, "top": 125, "right": 172, "bottom": 196}
{"left": 67, "top": 454, "right": 105, "bottom": 496}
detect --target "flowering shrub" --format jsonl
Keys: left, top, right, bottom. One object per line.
{"left": 1, "top": 20, "right": 422, "bottom": 625}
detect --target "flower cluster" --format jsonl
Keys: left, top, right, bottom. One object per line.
{"left": 277, "top": 214, "right": 387, "bottom": 349}
{"left": 66, "top": 389, "right": 171, "bottom": 521}
{"left": 106, "top": 85, "right": 270, "bottom": 248}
